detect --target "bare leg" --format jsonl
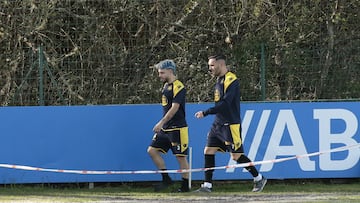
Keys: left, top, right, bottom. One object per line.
{"left": 147, "top": 146, "right": 166, "bottom": 169}
{"left": 176, "top": 155, "right": 190, "bottom": 192}
{"left": 147, "top": 146, "right": 173, "bottom": 192}
{"left": 176, "top": 155, "right": 189, "bottom": 179}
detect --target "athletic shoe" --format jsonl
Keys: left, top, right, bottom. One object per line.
{"left": 154, "top": 180, "right": 174, "bottom": 192}
{"left": 194, "top": 184, "right": 212, "bottom": 193}
{"left": 252, "top": 176, "right": 267, "bottom": 192}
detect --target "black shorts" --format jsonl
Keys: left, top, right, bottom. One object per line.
{"left": 150, "top": 126, "right": 189, "bottom": 156}
{"left": 206, "top": 123, "right": 244, "bottom": 153}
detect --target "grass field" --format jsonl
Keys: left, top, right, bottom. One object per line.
{"left": 0, "top": 179, "right": 359, "bottom": 202}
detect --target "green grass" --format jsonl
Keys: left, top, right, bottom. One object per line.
{"left": 0, "top": 180, "right": 359, "bottom": 202}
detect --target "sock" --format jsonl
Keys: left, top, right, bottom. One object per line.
{"left": 161, "top": 169, "right": 172, "bottom": 182}
{"left": 205, "top": 154, "right": 215, "bottom": 183}
{"left": 236, "top": 155, "right": 259, "bottom": 177}
{"left": 203, "top": 182, "right": 212, "bottom": 188}
{"left": 254, "top": 174, "right": 262, "bottom": 182}
{"left": 181, "top": 178, "right": 189, "bottom": 188}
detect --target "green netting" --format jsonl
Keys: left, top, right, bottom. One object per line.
{"left": 1, "top": 0, "right": 359, "bottom": 106}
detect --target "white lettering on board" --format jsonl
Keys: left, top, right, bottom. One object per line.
{"left": 314, "top": 109, "right": 360, "bottom": 171}
{"left": 260, "top": 110, "right": 315, "bottom": 171}
{"left": 226, "top": 108, "right": 359, "bottom": 174}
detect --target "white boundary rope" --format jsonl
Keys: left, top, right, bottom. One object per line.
{"left": 0, "top": 143, "right": 359, "bottom": 175}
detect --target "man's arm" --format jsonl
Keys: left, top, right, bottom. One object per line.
{"left": 153, "top": 103, "right": 180, "bottom": 132}
{"left": 202, "top": 81, "right": 237, "bottom": 116}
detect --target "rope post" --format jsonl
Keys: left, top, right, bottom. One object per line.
{"left": 88, "top": 182, "right": 94, "bottom": 189}
{"left": 188, "top": 146, "right": 192, "bottom": 189}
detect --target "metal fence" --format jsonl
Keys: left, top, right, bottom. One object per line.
{"left": 1, "top": 0, "right": 359, "bottom": 106}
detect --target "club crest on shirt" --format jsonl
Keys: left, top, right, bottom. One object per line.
{"left": 214, "top": 89, "right": 220, "bottom": 102}
{"left": 162, "top": 95, "right": 168, "bottom": 106}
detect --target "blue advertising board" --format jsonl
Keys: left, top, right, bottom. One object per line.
{"left": 0, "top": 101, "right": 359, "bottom": 184}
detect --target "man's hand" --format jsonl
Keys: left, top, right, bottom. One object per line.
{"left": 152, "top": 120, "right": 163, "bottom": 133}
{"left": 194, "top": 111, "right": 204, "bottom": 119}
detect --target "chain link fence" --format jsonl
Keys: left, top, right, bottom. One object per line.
{"left": 1, "top": 0, "right": 359, "bottom": 106}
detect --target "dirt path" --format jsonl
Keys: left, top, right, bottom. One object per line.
{"left": 91, "top": 192, "right": 359, "bottom": 203}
